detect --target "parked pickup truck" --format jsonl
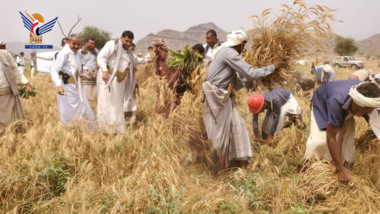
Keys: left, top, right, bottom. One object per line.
{"left": 332, "top": 56, "right": 364, "bottom": 69}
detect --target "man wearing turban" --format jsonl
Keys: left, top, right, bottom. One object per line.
{"left": 202, "top": 30, "right": 286, "bottom": 172}
{"left": 310, "top": 63, "right": 334, "bottom": 90}
{"left": 305, "top": 80, "right": 380, "bottom": 183}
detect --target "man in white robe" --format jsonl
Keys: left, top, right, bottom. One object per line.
{"left": 97, "top": 31, "right": 145, "bottom": 133}
{"left": 30, "top": 52, "right": 37, "bottom": 79}
{"left": 16, "top": 52, "right": 25, "bottom": 75}
{"left": 51, "top": 34, "right": 94, "bottom": 125}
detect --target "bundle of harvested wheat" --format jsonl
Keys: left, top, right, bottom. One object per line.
{"left": 151, "top": 78, "right": 173, "bottom": 117}
{"left": 169, "top": 67, "right": 208, "bottom": 144}
{"left": 300, "top": 161, "right": 380, "bottom": 213}
{"left": 167, "top": 45, "right": 207, "bottom": 135}
{"left": 245, "top": 0, "right": 335, "bottom": 89}
{"left": 136, "top": 61, "right": 155, "bottom": 86}
{"left": 169, "top": 45, "right": 204, "bottom": 93}
{"left": 355, "top": 129, "right": 380, "bottom": 191}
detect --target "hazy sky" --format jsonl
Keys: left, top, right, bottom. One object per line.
{"left": 2, "top": 0, "right": 379, "bottom": 48}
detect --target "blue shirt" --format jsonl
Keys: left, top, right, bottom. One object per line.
{"left": 252, "top": 87, "right": 291, "bottom": 136}
{"left": 311, "top": 65, "right": 334, "bottom": 83}
{"left": 312, "top": 80, "right": 361, "bottom": 130}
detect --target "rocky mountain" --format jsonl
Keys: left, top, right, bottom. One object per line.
{"left": 135, "top": 22, "right": 228, "bottom": 54}
{"left": 357, "top": 33, "right": 380, "bottom": 56}
{"left": 135, "top": 21, "right": 380, "bottom": 58}
{"left": 6, "top": 22, "right": 380, "bottom": 59}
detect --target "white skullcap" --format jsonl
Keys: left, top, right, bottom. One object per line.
{"left": 323, "top": 64, "right": 333, "bottom": 73}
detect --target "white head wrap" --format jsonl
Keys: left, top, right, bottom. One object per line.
{"left": 375, "top": 73, "right": 380, "bottom": 81}
{"left": 212, "top": 30, "right": 248, "bottom": 59}
{"left": 348, "top": 82, "right": 380, "bottom": 108}
{"left": 322, "top": 64, "right": 333, "bottom": 73}
{"left": 321, "top": 64, "right": 333, "bottom": 82}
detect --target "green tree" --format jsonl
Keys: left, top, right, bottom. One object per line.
{"left": 334, "top": 36, "right": 358, "bottom": 56}
{"left": 80, "top": 26, "right": 111, "bottom": 50}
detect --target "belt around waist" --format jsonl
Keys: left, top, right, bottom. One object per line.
{"left": 108, "top": 67, "right": 129, "bottom": 82}
{"left": 0, "top": 86, "right": 12, "bottom": 95}
{"left": 60, "top": 75, "right": 76, "bottom": 84}
{"left": 82, "top": 79, "right": 96, "bottom": 85}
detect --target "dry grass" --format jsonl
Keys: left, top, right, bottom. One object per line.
{"left": 2, "top": 2, "right": 380, "bottom": 212}
{"left": 245, "top": 0, "right": 335, "bottom": 89}
{"left": 1, "top": 60, "right": 379, "bottom": 213}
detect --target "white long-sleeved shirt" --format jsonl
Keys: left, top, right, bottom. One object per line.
{"left": 97, "top": 41, "right": 148, "bottom": 74}
{"left": 0, "top": 50, "right": 28, "bottom": 88}
{"left": 134, "top": 54, "right": 148, "bottom": 64}
{"left": 51, "top": 45, "right": 81, "bottom": 87}
{"left": 203, "top": 40, "right": 222, "bottom": 60}
{"left": 16, "top": 56, "right": 25, "bottom": 67}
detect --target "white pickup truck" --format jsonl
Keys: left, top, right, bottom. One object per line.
{"left": 332, "top": 56, "right": 364, "bottom": 70}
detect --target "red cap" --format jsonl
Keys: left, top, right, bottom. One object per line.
{"left": 248, "top": 94, "right": 264, "bottom": 114}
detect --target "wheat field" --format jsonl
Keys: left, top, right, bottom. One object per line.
{"left": 0, "top": 59, "right": 379, "bottom": 213}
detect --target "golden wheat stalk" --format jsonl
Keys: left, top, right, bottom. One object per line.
{"left": 246, "top": 0, "right": 335, "bottom": 89}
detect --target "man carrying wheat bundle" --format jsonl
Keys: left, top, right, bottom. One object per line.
{"left": 202, "top": 30, "right": 286, "bottom": 172}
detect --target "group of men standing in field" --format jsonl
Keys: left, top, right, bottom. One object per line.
{"left": 2, "top": 27, "right": 380, "bottom": 184}
{"left": 49, "top": 29, "right": 224, "bottom": 134}
{"left": 50, "top": 31, "right": 149, "bottom": 133}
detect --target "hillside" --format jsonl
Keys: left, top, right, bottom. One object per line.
{"left": 135, "top": 22, "right": 380, "bottom": 58}
{"left": 5, "top": 23, "right": 380, "bottom": 58}
{"left": 357, "top": 33, "right": 380, "bottom": 56}
{"left": 135, "top": 22, "right": 227, "bottom": 54}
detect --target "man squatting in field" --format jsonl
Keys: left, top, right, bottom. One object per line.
{"left": 0, "top": 41, "right": 32, "bottom": 130}
{"left": 51, "top": 34, "right": 95, "bottom": 125}
{"left": 248, "top": 87, "right": 304, "bottom": 144}
{"left": 304, "top": 80, "right": 380, "bottom": 183}
{"left": 310, "top": 62, "right": 334, "bottom": 91}
{"left": 202, "top": 30, "right": 286, "bottom": 172}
